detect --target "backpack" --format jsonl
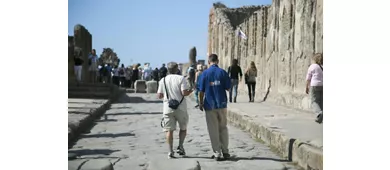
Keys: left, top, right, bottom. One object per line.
{"left": 119, "top": 68, "right": 124, "bottom": 75}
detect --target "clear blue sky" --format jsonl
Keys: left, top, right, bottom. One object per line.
{"left": 68, "top": 0, "right": 272, "bottom": 69}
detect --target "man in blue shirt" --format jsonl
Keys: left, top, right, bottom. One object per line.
{"left": 198, "top": 54, "right": 231, "bottom": 161}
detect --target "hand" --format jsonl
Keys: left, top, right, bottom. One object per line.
{"left": 305, "top": 87, "right": 310, "bottom": 94}
{"left": 199, "top": 103, "right": 204, "bottom": 111}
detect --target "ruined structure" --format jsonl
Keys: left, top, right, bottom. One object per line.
{"left": 208, "top": 0, "right": 323, "bottom": 110}
{"left": 69, "top": 24, "right": 93, "bottom": 82}
{"left": 189, "top": 47, "right": 197, "bottom": 66}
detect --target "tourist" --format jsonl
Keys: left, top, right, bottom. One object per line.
{"left": 98, "top": 64, "right": 105, "bottom": 83}
{"left": 74, "top": 51, "right": 84, "bottom": 83}
{"left": 305, "top": 53, "right": 323, "bottom": 124}
{"left": 194, "top": 64, "right": 205, "bottom": 108}
{"left": 105, "top": 64, "right": 112, "bottom": 84}
{"left": 245, "top": 61, "right": 257, "bottom": 102}
{"left": 187, "top": 65, "right": 196, "bottom": 90}
{"left": 131, "top": 64, "right": 139, "bottom": 88}
{"left": 143, "top": 63, "right": 152, "bottom": 81}
{"left": 112, "top": 66, "right": 120, "bottom": 86}
{"left": 157, "top": 62, "right": 193, "bottom": 159}
{"left": 125, "top": 66, "right": 132, "bottom": 88}
{"left": 119, "top": 64, "right": 126, "bottom": 87}
{"left": 88, "top": 49, "right": 99, "bottom": 83}
{"left": 159, "top": 63, "right": 168, "bottom": 79}
{"left": 198, "top": 54, "right": 231, "bottom": 161}
{"left": 227, "top": 59, "right": 243, "bottom": 103}
{"left": 152, "top": 68, "right": 160, "bottom": 81}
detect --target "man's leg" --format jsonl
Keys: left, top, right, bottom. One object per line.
{"left": 233, "top": 79, "right": 238, "bottom": 102}
{"left": 217, "top": 108, "right": 230, "bottom": 157}
{"left": 176, "top": 111, "right": 189, "bottom": 156}
{"left": 205, "top": 109, "right": 222, "bottom": 160}
{"left": 310, "top": 86, "right": 323, "bottom": 123}
{"left": 162, "top": 113, "right": 177, "bottom": 158}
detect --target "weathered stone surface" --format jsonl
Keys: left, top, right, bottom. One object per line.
{"left": 72, "top": 24, "right": 93, "bottom": 83}
{"left": 79, "top": 160, "right": 114, "bottom": 170}
{"left": 146, "top": 80, "right": 158, "bottom": 93}
{"left": 208, "top": 0, "right": 323, "bottom": 111}
{"left": 189, "top": 47, "right": 197, "bottom": 66}
{"left": 134, "top": 80, "right": 146, "bottom": 93}
{"left": 69, "top": 93, "right": 297, "bottom": 170}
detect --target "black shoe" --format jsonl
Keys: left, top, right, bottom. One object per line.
{"left": 233, "top": 97, "right": 237, "bottom": 103}
{"left": 168, "top": 152, "right": 176, "bottom": 159}
{"left": 223, "top": 153, "right": 231, "bottom": 160}
{"left": 176, "top": 146, "right": 186, "bottom": 156}
{"left": 194, "top": 104, "right": 199, "bottom": 108}
{"left": 315, "top": 113, "right": 323, "bottom": 124}
{"left": 211, "top": 153, "right": 223, "bottom": 161}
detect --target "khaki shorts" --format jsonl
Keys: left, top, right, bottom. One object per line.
{"left": 161, "top": 110, "right": 189, "bottom": 132}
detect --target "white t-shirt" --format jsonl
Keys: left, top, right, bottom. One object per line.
{"left": 157, "top": 75, "right": 189, "bottom": 114}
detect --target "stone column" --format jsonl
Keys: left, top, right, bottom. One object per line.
{"left": 68, "top": 36, "right": 75, "bottom": 82}
{"left": 74, "top": 24, "right": 92, "bottom": 83}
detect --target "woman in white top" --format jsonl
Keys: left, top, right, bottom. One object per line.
{"left": 305, "top": 53, "right": 323, "bottom": 124}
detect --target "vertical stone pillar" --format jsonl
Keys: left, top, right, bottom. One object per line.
{"left": 74, "top": 24, "right": 92, "bottom": 83}
{"left": 68, "top": 36, "right": 75, "bottom": 82}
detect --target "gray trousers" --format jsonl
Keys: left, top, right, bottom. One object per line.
{"left": 310, "top": 86, "right": 323, "bottom": 115}
{"left": 205, "top": 108, "right": 229, "bottom": 154}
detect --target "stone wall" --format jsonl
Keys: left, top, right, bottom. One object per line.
{"left": 71, "top": 24, "right": 93, "bottom": 82}
{"left": 208, "top": 0, "right": 323, "bottom": 110}
{"left": 68, "top": 36, "right": 75, "bottom": 82}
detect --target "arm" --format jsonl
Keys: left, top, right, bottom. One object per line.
{"left": 224, "top": 71, "right": 231, "bottom": 91}
{"left": 181, "top": 77, "right": 193, "bottom": 96}
{"left": 239, "top": 66, "right": 243, "bottom": 80}
{"left": 157, "top": 80, "right": 164, "bottom": 99}
{"left": 305, "top": 66, "right": 313, "bottom": 94}
{"left": 194, "top": 72, "right": 199, "bottom": 84}
{"left": 198, "top": 73, "right": 206, "bottom": 106}
{"left": 227, "top": 66, "right": 231, "bottom": 77}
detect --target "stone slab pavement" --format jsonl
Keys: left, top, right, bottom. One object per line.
{"left": 68, "top": 98, "right": 110, "bottom": 146}
{"left": 224, "top": 95, "right": 323, "bottom": 170}
{"left": 69, "top": 93, "right": 298, "bottom": 170}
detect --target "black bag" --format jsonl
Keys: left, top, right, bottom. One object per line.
{"left": 244, "top": 73, "right": 249, "bottom": 84}
{"left": 164, "top": 77, "right": 184, "bottom": 110}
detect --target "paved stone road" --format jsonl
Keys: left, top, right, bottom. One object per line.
{"left": 69, "top": 93, "right": 297, "bottom": 170}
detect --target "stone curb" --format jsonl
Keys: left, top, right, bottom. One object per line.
{"left": 68, "top": 85, "right": 125, "bottom": 147}
{"left": 226, "top": 108, "right": 323, "bottom": 170}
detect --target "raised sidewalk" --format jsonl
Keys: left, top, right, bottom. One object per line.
{"left": 226, "top": 95, "right": 323, "bottom": 170}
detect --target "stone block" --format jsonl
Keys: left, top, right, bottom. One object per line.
{"left": 134, "top": 80, "right": 146, "bottom": 93}
{"left": 146, "top": 80, "right": 158, "bottom": 93}
{"left": 148, "top": 158, "right": 201, "bottom": 170}
{"left": 79, "top": 159, "right": 114, "bottom": 170}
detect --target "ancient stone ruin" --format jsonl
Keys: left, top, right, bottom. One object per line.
{"left": 68, "top": 24, "right": 93, "bottom": 83}
{"left": 189, "top": 47, "right": 197, "bottom": 67}
{"left": 208, "top": 0, "right": 323, "bottom": 110}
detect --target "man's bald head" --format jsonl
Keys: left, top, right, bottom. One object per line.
{"left": 167, "top": 62, "right": 179, "bottom": 74}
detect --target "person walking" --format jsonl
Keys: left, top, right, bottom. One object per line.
{"left": 119, "top": 64, "right": 126, "bottom": 87}
{"left": 194, "top": 64, "right": 206, "bottom": 108}
{"left": 73, "top": 51, "right": 84, "bottom": 83}
{"left": 105, "top": 64, "right": 112, "bottom": 84}
{"left": 306, "top": 53, "right": 323, "bottom": 124}
{"left": 131, "top": 64, "right": 140, "bottom": 88}
{"left": 227, "top": 59, "right": 243, "bottom": 103}
{"left": 245, "top": 61, "right": 257, "bottom": 102}
{"left": 88, "top": 49, "right": 99, "bottom": 83}
{"left": 157, "top": 62, "right": 193, "bottom": 159}
{"left": 198, "top": 54, "right": 231, "bottom": 161}
{"left": 159, "top": 63, "right": 168, "bottom": 79}
{"left": 112, "top": 66, "right": 120, "bottom": 86}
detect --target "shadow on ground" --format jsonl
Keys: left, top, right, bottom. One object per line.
{"left": 79, "top": 132, "right": 135, "bottom": 138}
{"left": 183, "top": 155, "right": 289, "bottom": 162}
{"left": 105, "top": 112, "right": 161, "bottom": 116}
{"left": 114, "top": 94, "right": 162, "bottom": 104}
{"left": 68, "top": 149, "right": 120, "bottom": 156}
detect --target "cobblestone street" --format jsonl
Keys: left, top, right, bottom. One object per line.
{"left": 69, "top": 93, "right": 297, "bottom": 170}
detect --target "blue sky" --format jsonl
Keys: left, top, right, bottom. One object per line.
{"left": 68, "top": 0, "right": 272, "bottom": 68}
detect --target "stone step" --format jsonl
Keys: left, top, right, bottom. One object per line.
{"left": 68, "top": 91, "right": 111, "bottom": 99}
{"left": 68, "top": 86, "right": 111, "bottom": 92}
{"left": 68, "top": 83, "right": 112, "bottom": 88}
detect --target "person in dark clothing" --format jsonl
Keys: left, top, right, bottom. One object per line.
{"left": 131, "top": 64, "right": 140, "bottom": 88}
{"left": 227, "top": 59, "right": 243, "bottom": 103}
{"left": 99, "top": 64, "right": 106, "bottom": 83}
{"left": 112, "top": 66, "right": 120, "bottom": 86}
{"left": 106, "top": 64, "right": 112, "bottom": 84}
{"left": 152, "top": 68, "right": 159, "bottom": 81}
{"left": 74, "top": 55, "right": 84, "bottom": 83}
{"left": 119, "top": 64, "right": 126, "bottom": 87}
{"left": 159, "top": 63, "right": 168, "bottom": 79}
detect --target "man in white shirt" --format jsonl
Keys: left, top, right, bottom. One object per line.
{"left": 157, "top": 62, "right": 193, "bottom": 159}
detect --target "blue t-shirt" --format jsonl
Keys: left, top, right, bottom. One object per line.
{"left": 199, "top": 64, "right": 231, "bottom": 111}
